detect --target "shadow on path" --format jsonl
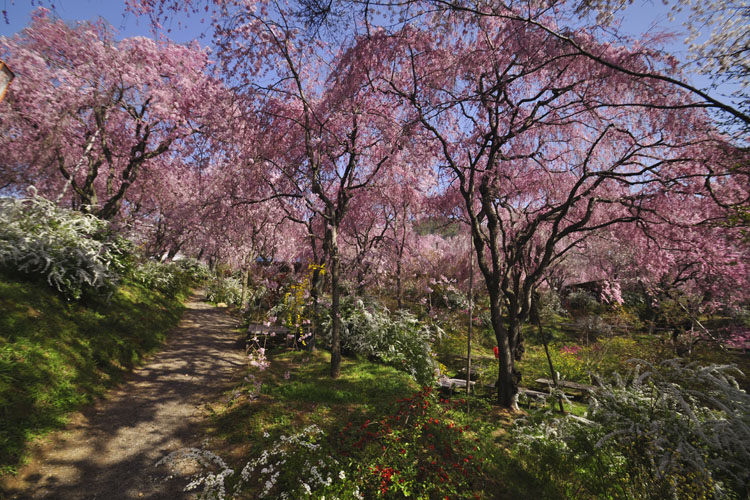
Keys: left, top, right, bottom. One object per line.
{"left": 2, "top": 292, "right": 247, "bottom": 500}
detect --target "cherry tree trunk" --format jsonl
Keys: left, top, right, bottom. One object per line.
{"left": 329, "top": 225, "right": 342, "bottom": 378}
{"left": 508, "top": 316, "right": 525, "bottom": 362}
{"left": 240, "top": 266, "right": 250, "bottom": 309}
{"left": 166, "top": 243, "right": 182, "bottom": 261}
{"left": 356, "top": 269, "right": 366, "bottom": 296}
{"left": 489, "top": 290, "right": 519, "bottom": 408}
{"left": 396, "top": 258, "right": 403, "bottom": 310}
{"left": 309, "top": 265, "right": 324, "bottom": 352}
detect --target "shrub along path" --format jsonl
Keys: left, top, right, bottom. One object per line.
{"left": 1, "top": 291, "right": 247, "bottom": 500}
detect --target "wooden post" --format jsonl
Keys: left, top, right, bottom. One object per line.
{"left": 466, "top": 229, "right": 473, "bottom": 396}
{"left": 533, "top": 295, "right": 565, "bottom": 414}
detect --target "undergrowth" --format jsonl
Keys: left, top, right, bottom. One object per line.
{"left": 173, "top": 350, "right": 513, "bottom": 499}
{"left": 0, "top": 271, "right": 190, "bottom": 474}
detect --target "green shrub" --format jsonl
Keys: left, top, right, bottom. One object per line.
{"left": 318, "top": 297, "right": 440, "bottom": 385}
{"left": 565, "top": 289, "right": 604, "bottom": 317}
{"left": 334, "top": 387, "right": 494, "bottom": 499}
{"left": 513, "top": 359, "right": 750, "bottom": 499}
{"left": 573, "top": 315, "right": 613, "bottom": 343}
{"left": 162, "top": 388, "right": 495, "bottom": 499}
{"left": 206, "top": 276, "right": 243, "bottom": 306}
{"left": 430, "top": 280, "right": 469, "bottom": 311}
{"left": 242, "top": 281, "right": 271, "bottom": 322}
{"left": 158, "top": 424, "right": 341, "bottom": 499}
{"left": 0, "top": 194, "right": 128, "bottom": 300}
{"left": 132, "top": 259, "right": 199, "bottom": 296}
{"left": 176, "top": 258, "right": 212, "bottom": 283}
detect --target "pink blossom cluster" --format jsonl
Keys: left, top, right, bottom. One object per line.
{"left": 560, "top": 345, "right": 583, "bottom": 355}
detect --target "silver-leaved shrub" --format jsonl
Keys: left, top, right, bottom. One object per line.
{"left": 319, "top": 296, "right": 440, "bottom": 385}
{"left": 158, "top": 425, "right": 354, "bottom": 499}
{"left": 132, "top": 259, "right": 209, "bottom": 295}
{"left": 0, "top": 194, "right": 126, "bottom": 299}
{"left": 513, "top": 359, "right": 750, "bottom": 499}
{"left": 205, "top": 276, "right": 243, "bottom": 306}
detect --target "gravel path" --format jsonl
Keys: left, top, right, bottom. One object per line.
{"left": 2, "top": 292, "right": 247, "bottom": 500}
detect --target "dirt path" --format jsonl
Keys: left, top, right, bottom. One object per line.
{"left": 2, "top": 292, "right": 247, "bottom": 500}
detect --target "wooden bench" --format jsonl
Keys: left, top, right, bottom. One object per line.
{"left": 519, "top": 387, "right": 548, "bottom": 398}
{"left": 567, "top": 414, "right": 594, "bottom": 425}
{"left": 534, "top": 378, "right": 596, "bottom": 395}
{"left": 517, "top": 387, "right": 549, "bottom": 407}
{"left": 246, "top": 324, "right": 291, "bottom": 347}
{"left": 437, "top": 378, "right": 477, "bottom": 393}
{"left": 481, "top": 382, "right": 548, "bottom": 406}
{"left": 725, "top": 345, "right": 750, "bottom": 354}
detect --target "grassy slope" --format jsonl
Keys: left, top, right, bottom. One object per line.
{"left": 0, "top": 273, "right": 188, "bottom": 474}
{"left": 202, "top": 303, "right": 750, "bottom": 498}
{"left": 202, "top": 350, "right": 546, "bottom": 498}
{"left": 208, "top": 350, "right": 419, "bottom": 450}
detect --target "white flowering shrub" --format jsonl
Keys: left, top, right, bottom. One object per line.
{"left": 158, "top": 425, "right": 353, "bottom": 499}
{"left": 729, "top": 305, "right": 750, "bottom": 328}
{"left": 206, "top": 276, "right": 243, "bottom": 306}
{"left": 319, "top": 296, "right": 439, "bottom": 385}
{"left": 513, "top": 359, "right": 750, "bottom": 499}
{"left": 245, "top": 281, "right": 270, "bottom": 306}
{"left": 132, "top": 259, "right": 207, "bottom": 295}
{"left": 0, "top": 194, "right": 127, "bottom": 299}
{"left": 133, "top": 260, "right": 181, "bottom": 294}
{"left": 177, "top": 258, "right": 212, "bottom": 282}
{"left": 574, "top": 315, "right": 613, "bottom": 342}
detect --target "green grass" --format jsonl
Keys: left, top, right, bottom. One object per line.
{"left": 203, "top": 350, "right": 526, "bottom": 498}
{"left": 204, "top": 349, "right": 422, "bottom": 480}
{"left": 199, "top": 301, "right": 750, "bottom": 498}
{"left": 0, "top": 272, "right": 189, "bottom": 474}
{"left": 208, "top": 350, "right": 419, "bottom": 449}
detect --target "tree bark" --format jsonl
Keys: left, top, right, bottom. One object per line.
{"left": 466, "top": 233, "right": 473, "bottom": 396}
{"left": 329, "top": 224, "right": 342, "bottom": 378}
{"left": 488, "top": 289, "right": 518, "bottom": 408}
{"left": 240, "top": 265, "right": 250, "bottom": 309}
{"left": 309, "top": 264, "right": 324, "bottom": 352}
{"left": 166, "top": 243, "right": 182, "bottom": 261}
{"left": 396, "top": 258, "right": 403, "bottom": 310}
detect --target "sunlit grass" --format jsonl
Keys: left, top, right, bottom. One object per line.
{"left": 0, "top": 272, "right": 188, "bottom": 474}
{"left": 205, "top": 350, "right": 418, "bottom": 460}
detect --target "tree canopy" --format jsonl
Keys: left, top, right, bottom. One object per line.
{"left": 1, "top": 1, "right": 748, "bottom": 408}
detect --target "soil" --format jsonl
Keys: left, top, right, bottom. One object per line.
{"left": 1, "top": 292, "right": 247, "bottom": 500}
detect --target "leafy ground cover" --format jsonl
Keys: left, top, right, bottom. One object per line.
{"left": 188, "top": 334, "right": 750, "bottom": 499}
{"left": 0, "top": 271, "right": 190, "bottom": 474}
{"left": 206, "top": 350, "right": 419, "bottom": 458}
{"left": 435, "top": 304, "right": 750, "bottom": 393}
{"left": 179, "top": 344, "right": 613, "bottom": 500}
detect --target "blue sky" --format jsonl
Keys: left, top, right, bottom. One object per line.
{"left": 0, "top": 0, "right": 693, "bottom": 46}
{"left": 0, "top": 0, "right": 726, "bottom": 95}
{"left": 0, "top": 0, "right": 207, "bottom": 42}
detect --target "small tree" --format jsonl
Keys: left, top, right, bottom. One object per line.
{"left": 0, "top": 8, "right": 224, "bottom": 221}
{"left": 380, "top": 17, "right": 739, "bottom": 407}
